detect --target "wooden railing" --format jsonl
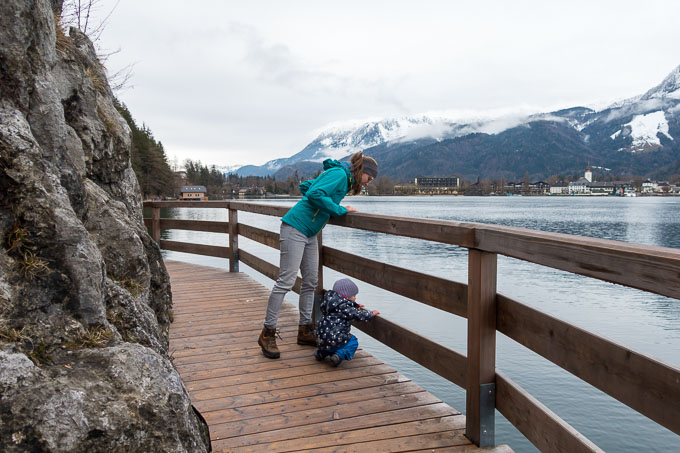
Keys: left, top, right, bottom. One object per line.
{"left": 144, "top": 200, "right": 680, "bottom": 452}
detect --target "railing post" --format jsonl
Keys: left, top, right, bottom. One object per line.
{"left": 229, "top": 206, "right": 239, "bottom": 272}
{"left": 151, "top": 206, "right": 160, "bottom": 244}
{"left": 313, "top": 231, "right": 324, "bottom": 326}
{"left": 466, "top": 248, "right": 498, "bottom": 447}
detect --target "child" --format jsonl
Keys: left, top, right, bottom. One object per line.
{"left": 315, "top": 278, "right": 379, "bottom": 367}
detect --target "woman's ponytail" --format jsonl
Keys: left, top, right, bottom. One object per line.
{"left": 349, "top": 152, "right": 364, "bottom": 195}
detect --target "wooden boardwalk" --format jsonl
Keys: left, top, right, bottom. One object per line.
{"left": 167, "top": 260, "right": 513, "bottom": 453}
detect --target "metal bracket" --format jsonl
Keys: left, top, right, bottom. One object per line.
{"left": 479, "top": 383, "right": 496, "bottom": 447}
{"left": 232, "top": 251, "right": 239, "bottom": 272}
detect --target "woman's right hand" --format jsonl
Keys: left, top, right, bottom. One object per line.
{"left": 371, "top": 310, "right": 380, "bottom": 316}
{"left": 345, "top": 205, "right": 358, "bottom": 213}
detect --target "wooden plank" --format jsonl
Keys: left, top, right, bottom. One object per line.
{"left": 228, "top": 201, "right": 290, "bottom": 217}
{"left": 495, "top": 371, "right": 603, "bottom": 453}
{"left": 189, "top": 364, "right": 397, "bottom": 402}
{"left": 475, "top": 224, "right": 680, "bottom": 300}
{"left": 174, "top": 347, "right": 315, "bottom": 371}
{"left": 173, "top": 343, "right": 313, "bottom": 367}
{"left": 329, "top": 211, "right": 477, "bottom": 247}
{"left": 203, "top": 382, "right": 426, "bottom": 425}
{"left": 466, "top": 249, "right": 497, "bottom": 446}
{"left": 324, "top": 246, "right": 468, "bottom": 318}
{"left": 212, "top": 403, "right": 458, "bottom": 451}
{"left": 353, "top": 316, "right": 467, "bottom": 389}
{"left": 229, "top": 208, "right": 239, "bottom": 272}
{"left": 233, "top": 415, "right": 465, "bottom": 453}
{"left": 193, "top": 372, "right": 409, "bottom": 414}
{"left": 186, "top": 357, "right": 384, "bottom": 392}
{"left": 180, "top": 351, "right": 372, "bottom": 383}
{"left": 497, "top": 293, "right": 680, "bottom": 436}
{"left": 160, "top": 240, "right": 231, "bottom": 259}
{"left": 172, "top": 342, "right": 305, "bottom": 367}
{"left": 408, "top": 445, "right": 514, "bottom": 453}
{"left": 239, "top": 223, "right": 280, "bottom": 249}
{"left": 301, "top": 431, "right": 471, "bottom": 453}
{"left": 149, "top": 218, "right": 229, "bottom": 233}
{"left": 169, "top": 322, "right": 299, "bottom": 345}
{"left": 144, "top": 200, "right": 231, "bottom": 208}
{"left": 151, "top": 207, "right": 160, "bottom": 243}
{"left": 209, "top": 392, "right": 443, "bottom": 440}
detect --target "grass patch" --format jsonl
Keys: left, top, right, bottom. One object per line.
{"left": 168, "top": 309, "right": 174, "bottom": 323}
{"left": 64, "top": 326, "right": 113, "bottom": 349}
{"left": 5, "top": 222, "right": 51, "bottom": 280}
{"left": 26, "top": 342, "right": 52, "bottom": 366}
{"left": 18, "top": 250, "right": 50, "bottom": 280}
{"left": 5, "top": 223, "right": 28, "bottom": 254}
{"left": 97, "top": 104, "right": 117, "bottom": 134}
{"left": 86, "top": 67, "right": 108, "bottom": 95}
{"left": 54, "top": 13, "right": 76, "bottom": 57}
{"left": 0, "top": 323, "right": 28, "bottom": 343}
{"left": 107, "top": 309, "right": 138, "bottom": 343}
{"left": 110, "top": 276, "right": 146, "bottom": 298}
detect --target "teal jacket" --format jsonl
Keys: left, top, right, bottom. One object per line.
{"left": 281, "top": 159, "right": 353, "bottom": 237}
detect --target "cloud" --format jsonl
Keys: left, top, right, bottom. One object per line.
{"left": 605, "top": 98, "right": 666, "bottom": 122}
{"left": 399, "top": 122, "right": 455, "bottom": 141}
{"left": 228, "top": 23, "right": 405, "bottom": 109}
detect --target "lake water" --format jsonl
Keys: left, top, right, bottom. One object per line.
{"left": 154, "top": 196, "right": 680, "bottom": 452}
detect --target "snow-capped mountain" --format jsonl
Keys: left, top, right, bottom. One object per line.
{"left": 235, "top": 116, "right": 458, "bottom": 176}
{"left": 236, "top": 64, "right": 680, "bottom": 180}
{"left": 213, "top": 164, "right": 242, "bottom": 175}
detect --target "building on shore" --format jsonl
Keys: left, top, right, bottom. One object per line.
{"left": 180, "top": 185, "right": 207, "bottom": 200}
{"left": 495, "top": 181, "right": 550, "bottom": 195}
{"left": 550, "top": 183, "right": 569, "bottom": 195}
{"left": 396, "top": 176, "right": 460, "bottom": 195}
{"left": 568, "top": 166, "right": 621, "bottom": 196}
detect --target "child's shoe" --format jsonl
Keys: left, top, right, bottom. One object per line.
{"left": 330, "top": 354, "right": 342, "bottom": 367}
{"left": 314, "top": 350, "right": 324, "bottom": 361}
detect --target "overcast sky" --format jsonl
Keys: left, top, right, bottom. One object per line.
{"left": 94, "top": 0, "right": 680, "bottom": 168}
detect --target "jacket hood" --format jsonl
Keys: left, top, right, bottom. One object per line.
{"left": 323, "top": 159, "right": 351, "bottom": 175}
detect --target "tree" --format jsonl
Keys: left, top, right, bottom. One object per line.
{"left": 374, "top": 176, "right": 394, "bottom": 195}
{"left": 116, "top": 101, "right": 174, "bottom": 199}
{"left": 522, "top": 171, "right": 530, "bottom": 195}
{"left": 58, "top": 1, "right": 134, "bottom": 92}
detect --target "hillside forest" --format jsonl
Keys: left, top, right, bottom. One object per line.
{"left": 116, "top": 101, "right": 305, "bottom": 199}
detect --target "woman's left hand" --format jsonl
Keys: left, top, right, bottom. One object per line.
{"left": 345, "top": 205, "right": 358, "bottom": 213}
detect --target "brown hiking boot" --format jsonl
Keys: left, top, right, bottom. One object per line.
{"left": 297, "top": 322, "right": 316, "bottom": 346}
{"left": 258, "top": 326, "right": 280, "bottom": 359}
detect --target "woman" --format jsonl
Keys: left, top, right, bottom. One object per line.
{"left": 258, "top": 151, "right": 379, "bottom": 358}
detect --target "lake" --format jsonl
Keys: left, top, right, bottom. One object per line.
{"left": 154, "top": 196, "right": 680, "bottom": 452}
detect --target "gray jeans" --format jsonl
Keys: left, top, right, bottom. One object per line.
{"left": 264, "top": 223, "right": 318, "bottom": 328}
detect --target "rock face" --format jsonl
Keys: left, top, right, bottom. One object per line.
{"left": 0, "top": 1, "right": 210, "bottom": 451}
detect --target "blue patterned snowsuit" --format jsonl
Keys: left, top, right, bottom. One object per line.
{"left": 315, "top": 290, "right": 374, "bottom": 360}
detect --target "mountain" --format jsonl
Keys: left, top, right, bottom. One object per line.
{"left": 213, "top": 164, "right": 242, "bottom": 175}
{"left": 235, "top": 116, "right": 457, "bottom": 177}
{"left": 237, "top": 65, "right": 680, "bottom": 180}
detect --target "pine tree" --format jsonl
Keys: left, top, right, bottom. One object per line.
{"left": 115, "top": 100, "right": 174, "bottom": 199}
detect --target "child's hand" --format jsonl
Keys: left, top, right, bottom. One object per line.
{"left": 371, "top": 310, "right": 380, "bottom": 316}
{"left": 345, "top": 205, "right": 358, "bottom": 213}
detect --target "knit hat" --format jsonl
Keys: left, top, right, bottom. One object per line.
{"left": 362, "top": 157, "right": 378, "bottom": 178}
{"left": 332, "top": 278, "right": 359, "bottom": 299}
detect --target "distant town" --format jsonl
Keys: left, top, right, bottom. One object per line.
{"left": 170, "top": 166, "right": 680, "bottom": 200}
